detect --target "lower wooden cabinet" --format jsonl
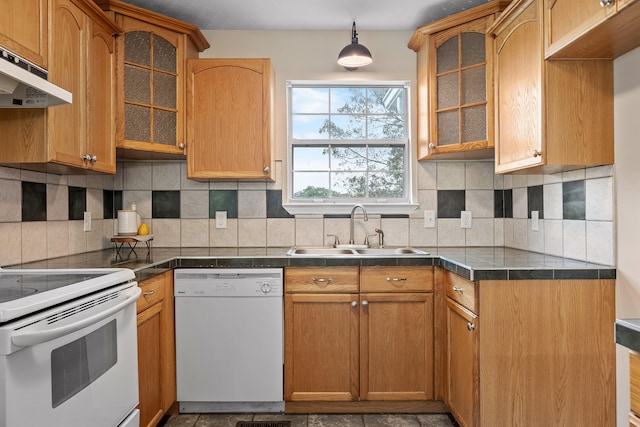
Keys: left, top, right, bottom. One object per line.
{"left": 440, "top": 268, "right": 615, "bottom": 426}
{"left": 284, "top": 266, "right": 436, "bottom": 411}
{"left": 136, "top": 271, "right": 175, "bottom": 427}
{"left": 630, "top": 351, "right": 640, "bottom": 425}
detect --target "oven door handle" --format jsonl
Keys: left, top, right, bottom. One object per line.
{"left": 11, "top": 287, "right": 141, "bottom": 348}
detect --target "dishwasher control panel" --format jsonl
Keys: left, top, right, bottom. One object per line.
{"left": 174, "top": 268, "right": 283, "bottom": 297}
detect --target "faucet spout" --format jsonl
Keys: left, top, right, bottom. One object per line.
{"left": 349, "top": 204, "right": 368, "bottom": 245}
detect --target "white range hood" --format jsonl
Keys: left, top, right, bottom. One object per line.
{"left": 0, "top": 47, "right": 72, "bottom": 108}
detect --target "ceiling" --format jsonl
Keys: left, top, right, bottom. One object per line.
{"left": 118, "top": 0, "right": 493, "bottom": 31}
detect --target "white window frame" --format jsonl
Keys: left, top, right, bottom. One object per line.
{"left": 283, "top": 80, "right": 418, "bottom": 216}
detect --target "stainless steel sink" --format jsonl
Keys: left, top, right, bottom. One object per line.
{"left": 286, "top": 247, "right": 429, "bottom": 256}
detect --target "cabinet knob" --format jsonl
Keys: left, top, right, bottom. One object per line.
{"left": 91, "top": 155, "right": 97, "bottom": 163}
{"left": 178, "top": 142, "right": 185, "bottom": 149}
{"left": 428, "top": 143, "right": 436, "bottom": 149}
{"left": 263, "top": 166, "right": 270, "bottom": 174}
{"left": 532, "top": 150, "right": 542, "bottom": 158}
{"left": 467, "top": 322, "right": 475, "bottom": 331}
{"left": 452, "top": 286, "right": 464, "bottom": 294}
{"left": 351, "top": 301, "right": 358, "bottom": 307}
{"left": 361, "top": 300, "right": 369, "bottom": 306}
{"left": 600, "top": 0, "right": 613, "bottom": 6}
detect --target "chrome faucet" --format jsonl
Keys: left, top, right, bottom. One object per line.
{"left": 349, "top": 204, "right": 368, "bottom": 245}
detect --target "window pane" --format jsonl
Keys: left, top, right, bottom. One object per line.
{"left": 462, "top": 105, "right": 486, "bottom": 142}
{"left": 437, "top": 72, "right": 459, "bottom": 109}
{"left": 331, "top": 87, "right": 365, "bottom": 114}
{"left": 124, "top": 65, "right": 150, "bottom": 104}
{"left": 124, "top": 31, "right": 150, "bottom": 66}
{"left": 461, "top": 66, "right": 485, "bottom": 105}
{"left": 368, "top": 146, "right": 404, "bottom": 171}
{"left": 437, "top": 110, "right": 459, "bottom": 145}
{"left": 153, "top": 36, "right": 176, "bottom": 73}
{"left": 331, "top": 146, "right": 367, "bottom": 171}
{"left": 293, "top": 172, "right": 330, "bottom": 197}
{"left": 437, "top": 36, "right": 458, "bottom": 73}
{"left": 461, "top": 32, "right": 485, "bottom": 67}
{"left": 292, "top": 87, "right": 329, "bottom": 113}
{"left": 330, "top": 115, "right": 365, "bottom": 139}
{"left": 331, "top": 172, "right": 366, "bottom": 197}
{"left": 367, "top": 115, "right": 404, "bottom": 139}
{"left": 369, "top": 172, "right": 404, "bottom": 198}
{"left": 293, "top": 146, "right": 329, "bottom": 170}
{"left": 292, "top": 115, "right": 329, "bottom": 139}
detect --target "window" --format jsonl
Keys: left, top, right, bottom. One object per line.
{"left": 286, "top": 81, "right": 414, "bottom": 214}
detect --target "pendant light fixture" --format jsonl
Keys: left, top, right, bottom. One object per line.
{"left": 337, "top": 21, "right": 372, "bottom": 71}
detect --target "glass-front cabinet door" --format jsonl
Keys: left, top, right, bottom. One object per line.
{"left": 117, "top": 17, "right": 185, "bottom": 155}
{"left": 428, "top": 16, "right": 494, "bottom": 159}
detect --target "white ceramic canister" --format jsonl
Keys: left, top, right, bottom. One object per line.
{"left": 117, "top": 210, "right": 141, "bottom": 235}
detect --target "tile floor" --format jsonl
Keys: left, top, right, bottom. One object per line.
{"left": 158, "top": 413, "right": 456, "bottom": 427}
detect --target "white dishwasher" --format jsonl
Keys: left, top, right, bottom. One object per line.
{"left": 174, "top": 268, "right": 283, "bottom": 413}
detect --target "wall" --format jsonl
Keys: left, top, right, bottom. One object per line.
{"left": 0, "top": 29, "right": 615, "bottom": 268}
{"left": 614, "top": 46, "right": 640, "bottom": 427}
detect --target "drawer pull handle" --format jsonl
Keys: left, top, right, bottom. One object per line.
{"left": 311, "top": 277, "right": 332, "bottom": 284}
{"left": 351, "top": 301, "right": 358, "bottom": 308}
{"left": 386, "top": 277, "right": 407, "bottom": 282}
{"left": 143, "top": 289, "right": 156, "bottom": 296}
{"left": 452, "top": 286, "right": 464, "bottom": 294}
{"left": 467, "top": 322, "right": 476, "bottom": 331}
{"left": 600, "top": 0, "right": 613, "bottom": 6}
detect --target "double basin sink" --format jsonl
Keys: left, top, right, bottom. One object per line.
{"left": 286, "top": 246, "right": 429, "bottom": 257}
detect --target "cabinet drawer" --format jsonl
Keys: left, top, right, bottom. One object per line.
{"left": 136, "top": 274, "right": 166, "bottom": 313}
{"left": 442, "top": 270, "right": 477, "bottom": 313}
{"left": 360, "top": 266, "right": 433, "bottom": 292}
{"left": 285, "top": 267, "right": 359, "bottom": 293}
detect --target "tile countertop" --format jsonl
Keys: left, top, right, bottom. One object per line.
{"left": 9, "top": 246, "right": 616, "bottom": 283}
{"left": 616, "top": 319, "right": 640, "bottom": 353}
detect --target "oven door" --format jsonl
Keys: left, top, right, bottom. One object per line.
{"left": 0, "top": 282, "right": 141, "bottom": 427}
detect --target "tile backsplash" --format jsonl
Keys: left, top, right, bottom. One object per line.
{"left": 0, "top": 160, "right": 615, "bottom": 266}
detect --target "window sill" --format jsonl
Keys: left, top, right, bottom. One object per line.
{"left": 283, "top": 203, "right": 420, "bottom": 216}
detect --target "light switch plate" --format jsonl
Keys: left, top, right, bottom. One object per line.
{"left": 83, "top": 211, "right": 91, "bottom": 232}
{"left": 461, "top": 211, "right": 472, "bottom": 229}
{"left": 215, "top": 211, "right": 227, "bottom": 229}
{"left": 531, "top": 210, "right": 539, "bottom": 231}
{"left": 424, "top": 210, "right": 436, "bottom": 228}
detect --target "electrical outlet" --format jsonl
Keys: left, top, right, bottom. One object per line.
{"left": 461, "top": 211, "right": 472, "bottom": 229}
{"left": 215, "top": 211, "right": 227, "bottom": 229}
{"left": 531, "top": 210, "right": 539, "bottom": 231}
{"left": 424, "top": 210, "right": 435, "bottom": 228}
{"left": 83, "top": 211, "right": 91, "bottom": 232}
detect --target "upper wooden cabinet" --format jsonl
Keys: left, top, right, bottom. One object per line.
{"left": 186, "top": 58, "right": 275, "bottom": 180}
{"left": 489, "top": 0, "right": 614, "bottom": 174}
{"left": 545, "top": 0, "right": 640, "bottom": 58}
{"left": 0, "top": 0, "right": 48, "bottom": 68}
{"left": 0, "top": 0, "right": 120, "bottom": 174}
{"left": 96, "top": 0, "right": 209, "bottom": 157}
{"left": 408, "top": 1, "right": 509, "bottom": 160}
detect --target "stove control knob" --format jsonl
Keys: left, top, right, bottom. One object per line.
{"left": 260, "top": 282, "right": 272, "bottom": 294}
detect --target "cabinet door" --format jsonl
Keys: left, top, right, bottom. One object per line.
{"left": 545, "top": 0, "right": 616, "bottom": 53}
{"left": 428, "top": 17, "right": 494, "bottom": 158}
{"left": 47, "top": 0, "right": 85, "bottom": 169}
{"left": 186, "top": 58, "right": 274, "bottom": 179}
{"left": 446, "top": 299, "right": 478, "bottom": 427}
{"left": 117, "top": 17, "right": 185, "bottom": 155}
{"left": 85, "top": 21, "right": 116, "bottom": 173}
{"left": 137, "top": 302, "right": 164, "bottom": 427}
{"left": 284, "top": 293, "right": 359, "bottom": 401}
{"left": 494, "top": 0, "right": 544, "bottom": 172}
{"left": 0, "top": 0, "right": 47, "bottom": 67}
{"left": 360, "top": 293, "right": 434, "bottom": 401}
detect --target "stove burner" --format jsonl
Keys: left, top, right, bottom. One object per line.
{"left": 0, "top": 287, "right": 38, "bottom": 303}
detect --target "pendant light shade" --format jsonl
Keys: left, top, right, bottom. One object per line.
{"left": 337, "top": 21, "right": 372, "bottom": 71}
